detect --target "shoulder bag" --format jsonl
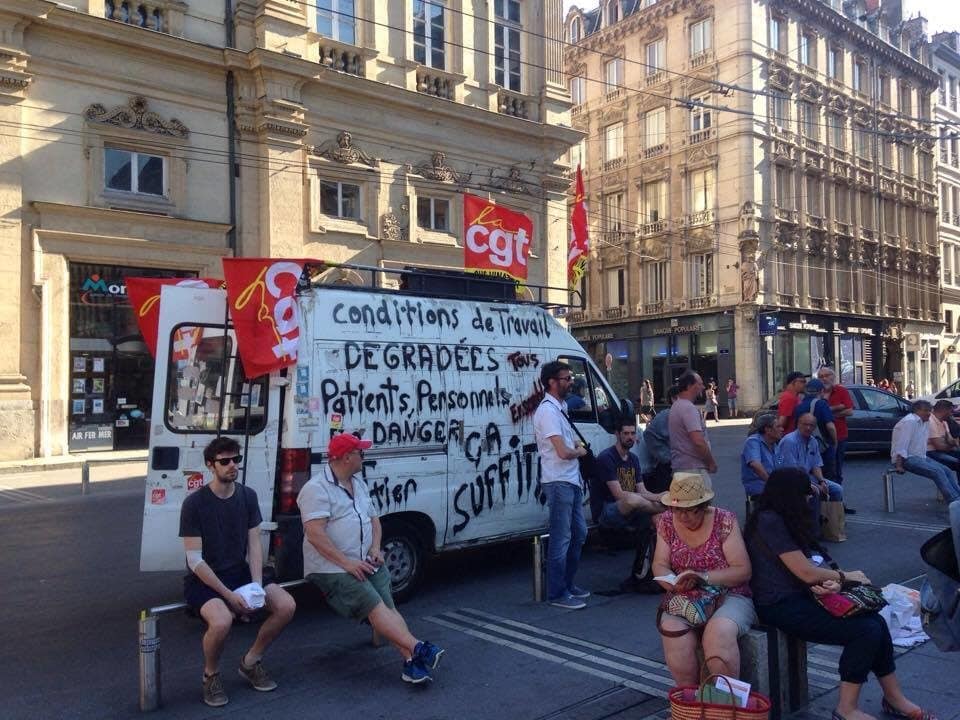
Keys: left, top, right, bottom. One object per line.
{"left": 656, "top": 584, "right": 728, "bottom": 636}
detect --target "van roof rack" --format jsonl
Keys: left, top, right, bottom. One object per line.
{"left": 298, "top": 261, "right": 582, "bottom": 310}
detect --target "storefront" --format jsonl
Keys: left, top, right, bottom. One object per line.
{"left": 571, "top": 311, "right": 733, "bottom": 407}
{"left": 759, "top": 311, "right": 886, "bottom": 396}
{"left": 68, "top": 263, "right": 196, "bottom": 452}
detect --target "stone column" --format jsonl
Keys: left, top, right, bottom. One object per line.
{"left": 0, "top": 43, "right": 35, "bottom": 459}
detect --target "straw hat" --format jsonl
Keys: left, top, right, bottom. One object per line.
{"left": 661, "top": 471, "right": 715, "bottom": 508}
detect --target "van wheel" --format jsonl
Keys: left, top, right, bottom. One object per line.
{"left": 381, "top": 520, "right": 426, "bottom": 604}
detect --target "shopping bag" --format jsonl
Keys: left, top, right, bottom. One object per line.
{"left": 820, "top": 500, "right": 847, "bottom": 542}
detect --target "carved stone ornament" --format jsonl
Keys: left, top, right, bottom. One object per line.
{"left": 686, "top": 232, "right": 714, "bottom": 252}
{"left": 741, "top": 257, "right": 759, "bottom": 303}
{"left": 315, "top": 130, "right": 378, "bottom": 167}
{"left": 827, "top": 94, "right": 849, "bottom": 113}
{"left": 768, "top": 68, "right": 791, "bottom": 89}
{"left": 84, "top": 96, "right": 189, "bottom": 138}
{"left": 415, "top": 152, "right": 461, "bottom": 183}
{"left": 381, "top": 208, "right": 407, "bottom": 242}
{"left": 799, "top": 81, "right": 823, "bottom": 101}
{"left": 739, "top": 201, "right": 759, "bottom": 238}
{"left": 490, "top": 166, "right": 532, "bottom": 195}
{"left": 641, "top": 236, "right": 667, "bottom": 259}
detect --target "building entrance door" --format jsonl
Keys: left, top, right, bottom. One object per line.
{"left": 111, "top": 339, "right": 155, "bottom": 450}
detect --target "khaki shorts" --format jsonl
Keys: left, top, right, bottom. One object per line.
{"left": 710, "top": 593, "right": 757, "bottom": 637}
{"left": 306, "top": 566, "right": 395, "bottom": 620}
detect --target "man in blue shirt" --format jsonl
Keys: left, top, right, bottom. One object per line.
{"left": 794, "top": 378, "right": 838, "bottom": 480}
{"left": 741, "top": 413, "right": 783, "bottom": 498}
{"left": 777, "top": 412, "right": 844, "bottom": 535}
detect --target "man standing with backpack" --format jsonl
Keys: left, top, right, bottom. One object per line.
{"left": 794, "top": 378, "right": 838, "bottom": 482}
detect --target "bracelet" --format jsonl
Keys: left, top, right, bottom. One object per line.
{"left": 837, "top": 570, "right": 846, "bottom": 584}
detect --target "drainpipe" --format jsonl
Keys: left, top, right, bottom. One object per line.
{"left": 225, "top": 0, "right": 237, "bottom": 254}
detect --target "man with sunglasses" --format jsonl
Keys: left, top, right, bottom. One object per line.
{"left": 299, "top": 432, "right": 444, "bottom": 684}
{"left": 179, "top": 437, "right": 296, "bottom": 707}
{"left": 533, "top": 360, "right": 591, "bottom": 610}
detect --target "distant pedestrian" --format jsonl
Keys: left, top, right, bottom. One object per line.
{"left": 777, "top": 372, "right": 809, "bottom": 433}
{"left": 299, "top": 433, "right": 445, "bottom": 684}
{"left": 726, "top": 378, "right": 740, "bottom": 418}
{"left": 643, "top": 385, "right": 680, "bottom": 493}
{"left": 906, "top": 381, "right": 916, "bottom": 400}
{"left": 668, "top": 372, "right": 718, "bottom": 485}
{"left": 890, "top": 400, "right": 960, "bottom": 504}
{"left": 639, "top": 379, "right": 656, "bottom": 421}
{"left": 533, "top": 361, "right": 591, "bottom": 610}
{"left": 704, "top": 382, "right": 720, "bottom": 423}
{"left": 180, "top": 437, "right": 296, "bottom": 707}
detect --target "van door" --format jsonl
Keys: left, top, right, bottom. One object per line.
{"left": 561, "top": 355, "right": 619, "bottom": 451}
{"left": 139, "top": 286, "right": 275, "bottom": 571}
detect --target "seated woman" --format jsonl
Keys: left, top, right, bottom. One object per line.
{"left": 744, "top": 467, "right": 935, "bottom": 720}
{"left": 652, "top": 472, "right": 755, "bottom": 685}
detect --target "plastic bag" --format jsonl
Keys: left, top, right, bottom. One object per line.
{"left": 881, "top": 583, "right": 928, "bottom": 647}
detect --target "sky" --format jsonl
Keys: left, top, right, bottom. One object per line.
{"left": 561, "top": 1, "right": 959, "bottom": 34}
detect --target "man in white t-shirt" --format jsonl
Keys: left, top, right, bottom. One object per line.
{"left": 298, "top": 433, "right": 445, "bottom": 684}
{"left": 533, "top": 360, "right": 591, "bottom": 610}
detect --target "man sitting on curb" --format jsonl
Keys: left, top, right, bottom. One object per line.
{"left": 593, "top": 420, "right": 665, "bottom": 594}
{"left": 180, "top": 437, "right": 297, "bottom": 707}
{"left": 891, "top": 400, "right": 960, "bottom": 504}
{"left": 298, "top": 433, "right": 444, "bottom": 684}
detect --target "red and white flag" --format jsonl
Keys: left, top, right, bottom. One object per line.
{"left": 126, "top": 277, "right": 222, "bottom": 357}
{"left": 463, "top": 194, "right": 533, "bottom": 282}
{"left": 221, "top": 258, "right": 316, "bottom": 379}
{"left": 568, "top": 165, "right": 590, "bottom": 291}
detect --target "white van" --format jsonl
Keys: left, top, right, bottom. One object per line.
{"left": 139, "top": 266, "right": 627, "bottom": 600}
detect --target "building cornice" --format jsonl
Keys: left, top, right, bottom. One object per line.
{"left": 231, "top": 48, "right": 584, "bottom": 149}
{"left": 32, "top": 201, "right": 233, "bottom": 236}
{"left": 776, "top": 0, "right": 939, "bottom": 87}
{"left": 566, "top": 0, "right": 705, "bottom": 61}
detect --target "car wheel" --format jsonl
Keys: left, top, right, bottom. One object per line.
{"left": 380, "top": 519, "right": 427, "bottom": 604}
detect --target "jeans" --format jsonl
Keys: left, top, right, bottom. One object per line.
{"left": 834, "top": 439, "right": 848, "bottom": 484}
{"left": 543, "top": 482, "right": 588, "bottom": 601}
{"left": 903, "top": 455, "right": 960, "bottom": 502}
{"left": 927, "top": 450, "right": 960, "bottom": 477}
{"left": 757, "top": 593, "right": 895, "bottom": 684}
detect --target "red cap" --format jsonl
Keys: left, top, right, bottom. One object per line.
{"left": 327, "top": 433, "right": 372, "bottom": 460}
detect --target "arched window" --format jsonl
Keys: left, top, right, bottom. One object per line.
{"left": 569, "top": 17, "right": 581, "bottom": 43}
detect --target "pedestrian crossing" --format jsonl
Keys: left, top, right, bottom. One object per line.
{"left": 0, "top": 484, "right": 49, "bottom": 506}
{"left": 425, "top": 607, "right": 913, "bottom": 718}
{"left": 845, "top": 516, "right": 945, "bottom": 533}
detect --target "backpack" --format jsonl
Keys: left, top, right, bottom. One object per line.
{"left": 796, "top": 398, "right": 829, "bottom": 453}
{"left": 921, "top": 501, "right": 960, "bottom": 651}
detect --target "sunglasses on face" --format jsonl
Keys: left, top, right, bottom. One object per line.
{"left": 214, "top": 455, "right": 243, "bottom": 466}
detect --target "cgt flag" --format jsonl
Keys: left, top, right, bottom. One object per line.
{"left": 568, "top": 165, "right": 590, "bottom": 291}
{"left": 463, "top": 194, "right": 533, "bottom": 282}
{"left": 126, "top": 277, "right": 223, "bottom": 357}
{"left": 221, "top": 258, "right": 316, "bottom": 379}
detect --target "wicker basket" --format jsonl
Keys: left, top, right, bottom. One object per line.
{"left": 668, "top": 675, "right": 771, "bottom": 720}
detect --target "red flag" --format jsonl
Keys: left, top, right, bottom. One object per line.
{"left": 126, "top": 277, "right": 222, "bottom": 357}
{"left": 221, "top": 258, "right": 315, "bottom": 379}
{"left": 568, "top": 165, "right": 590, "bottom": 291}
{"left": 463, "top": 194, "right": 533, "bottom": 281}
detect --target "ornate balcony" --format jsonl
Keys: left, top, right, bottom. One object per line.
{"left": 640, "top": 219, "right": 668, "bottom": 236}
{"left": 498, "top": 89, "right": 535, "bottom": 120}
{"left": 604, "top": 307, "right": 626, "bottom": 319}
{"left": 775, "top": 207, "right": 798, "bottom": 224}
{"left": 105, "top": 0, "right": 165, "bottom": 31}
{"left": 689, "top": 295, "right": 718, "bottom": 310}
{"left": 645, "top": 71, "right": 667, "bottom": 87}
{"left": 643, "top": 301, "right": 666, "bottom": 315}
{"left": 567, "top": 310, "right": 587, "bottom": 324}
{"left": 689, "top": 128, "right": 715, "bottom": 145}
{"left": 685, "top": 208, "right": 715, "bottom": 226}
{"left": 643, "top": 143, "right": 667, "bottom": 159}
{"left": 690, "top": 51, "right": 713, "bottom": 68}
{"left": 314, "top": 35, "right": 376, "bottom": 76}
{"left": 416, "top": 68, "right": 462, "bottom": 99}
{"left": 603, "top": 156, "right": 626, "bottom": 172}
{"left": 604, "top": 88, "right": 624, "bottom": 103}
{"left": 833, "top": 220, "right": 853, "bottom": 236}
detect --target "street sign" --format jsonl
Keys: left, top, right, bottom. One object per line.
{"left": 759, "top": 312, "right": 779, "bottom": 336}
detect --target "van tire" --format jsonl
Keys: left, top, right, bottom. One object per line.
{"left": 380, "top": 519, "right": 426, "bottom": 604}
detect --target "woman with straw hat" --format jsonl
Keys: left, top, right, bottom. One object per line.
{"left": 652, "top": 471, "right": 755, "bottom": 686}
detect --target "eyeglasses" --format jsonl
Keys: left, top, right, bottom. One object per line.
{"left": 214, "top": 455, "right": 243, "bottom": 466}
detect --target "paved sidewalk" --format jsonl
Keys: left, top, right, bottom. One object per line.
{"left": 0, "top": 450, "right": 147, "bottom": 505}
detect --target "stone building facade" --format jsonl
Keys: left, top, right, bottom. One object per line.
{"left": 563, "top": 0, "right": 940, "bottom": 409}
{"left": 1, "top": 0, "right": 575, "bottom": 459}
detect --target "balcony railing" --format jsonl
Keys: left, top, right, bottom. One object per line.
{"left": 600, "top": 230, "right": 631, "bottom": 245}
{"left": 645, "top": 71, "right": 667, "bottom": 87}
{"left": 861, "top": 228, "right": 877, "bottom": 241}
{"left": 105, "top": 0, "right": 164, "bottom": 31}
{"left": 688, "top": 295, "right": 717, "bottom": 310}
{"left": 686, "top": 208, "right": 715, "bottom": 226}
{"left": 316, "top": 37, "right": 369, "bottom": 77}
{"left": 643, "top": 301, "right": 666, "bottom": 315}
{"left": 604, "top": 306, "right": 626, "bottom": 319}
{"left": 567, "top": 310, "right": 587, "bottom": 323}
{"left": 689, "top": 127, "right": 715, "bottom": 145}
{"left": 604, "top": 88, "right": 624, "bottom": 103}
{"left": 603, "top": 156, "right": 626, "bottom": 172}
{"left": 498, "top": 89, "right": 533, "bottom": 119}
{"left": 806, "top": 215, "right": 825, "bottom": 230}
{"left": 416, "top": 68, "right": 458, "bottom": 99}
{"left": 571, "top": 105, "right": 583, "bottom": 117}
{"left": 690, "top": 51, "right": 713, "bottom": 68}
{"left": 833, "top": 220, "right": 852, "bottom": 236}
{"left": 640, "top": 219, "right": 668, "bottom": 236}
{"left": 643, "top": 143, "right": 667, "bottom": 159}
{"left": 954, "top": 213, "right": 960, "bottom": 226}
{"left": 775, "top": 207, "right": 798, "bottom": 223}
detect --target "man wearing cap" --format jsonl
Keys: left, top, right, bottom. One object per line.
{"left": 777, "top": 372, "right": 809, "bottom": 433}
{"left": 298, "top": 433, "right": 445, "bottom": 684}
{"left": 794, "top": 378, "right": 838, "bottom": 482}
{"left": 533, "top": 360, "right": 592, "bottom": 610}
{"left": 667, "top": 372, "right": 718, "bottom": 484}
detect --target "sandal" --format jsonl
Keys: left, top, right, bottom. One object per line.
{"left": 832, "top": 712, "right": 847, "bottom": 720}
{"left": 881, "top": 698, "right": 938, "bottom": 720}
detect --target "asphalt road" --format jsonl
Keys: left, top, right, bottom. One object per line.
{"left": 1, "top": 425, "right": 957, "bottom": 720}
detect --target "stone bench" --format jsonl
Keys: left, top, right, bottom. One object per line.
{"left": 739, "top": 625, "right": 808, "bottom": 720}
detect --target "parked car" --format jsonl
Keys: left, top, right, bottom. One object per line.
{"left": 922, "top": 379, "right": 960, "bottom": 413}
{"left": 767, "top": 384, "right": 911, "bottom": 452}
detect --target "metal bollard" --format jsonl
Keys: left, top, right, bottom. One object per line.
{"left": 81, "top": 461, "right": 90, "bottom": 496}
{"left": 138, "top": 612, "right": 161, "bottom": 711}
{"left": 883, "top": 471, "right": 895, "bottom": 513}
{"left": 532, "top": 535, "right": 546, "bottom": 602}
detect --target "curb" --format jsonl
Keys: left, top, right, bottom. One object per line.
{"left": 0, "top": 452, "right": 148, "bottom": 476}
